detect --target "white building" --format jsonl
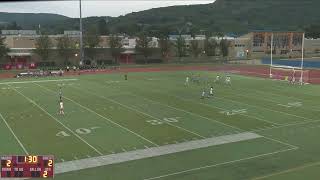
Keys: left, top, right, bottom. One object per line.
{"left": 122, "top": 37, "right": 137, "bottom": 49}
{"left": 1, "top": 30, "right": 37, "bottom": 35}
{"left": 64, "top": 31, "right": 81, "bottom": 36}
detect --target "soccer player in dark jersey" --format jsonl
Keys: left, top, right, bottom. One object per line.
{"left": 59, "top": 87, "right": 62, "bottom": 101}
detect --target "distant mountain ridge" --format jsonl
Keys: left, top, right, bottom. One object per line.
{"left": 0, "top": 12, "right": 69, "bottom": 29}
{"left": 0, "top": 0, "right": 319, "bottom": 35}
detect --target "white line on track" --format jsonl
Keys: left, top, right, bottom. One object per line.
{"left": 34, "top": 83, "right": 159, "bottom": 147}
{"left": 0, "top": 78, "right": 78, "bottom": 85}
{"left": 143, "top": 147, "right": 298, "bottom": 180}
{"left": 9, "top": 85, "right": 103, "bottom": 156}
{"left": 71, "top": 85, "right": 206, "bottom": 139}
{"left": 0, "top": 112, "right": 29, "bottom": 154}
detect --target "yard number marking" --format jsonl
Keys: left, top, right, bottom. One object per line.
{"left": 146, "top": 117, "right": 181, "bottom": 126}
{"left": 56, "top": 127, "right": 101, "bottom": 137}
{"left": 277, "top": 102, "right": 302, "bottom": 108}
{"left": 220, "top": 109, "right": 247, "bottom": 116}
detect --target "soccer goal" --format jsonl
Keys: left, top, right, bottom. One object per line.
{"left": 268, "top": 32, "right": 307, "bottom": 84}
{"left": 270, "top": 65, "right": 310, "bottom": 84}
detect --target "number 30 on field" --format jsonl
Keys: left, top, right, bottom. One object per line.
{"left": 146, "top": 117, "right": 181, "bottom": 125}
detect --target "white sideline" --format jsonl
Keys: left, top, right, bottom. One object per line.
{"left": 70, "top": 85, "right": 206, "bottom": 139}
{"left": 0, "top": 79, "right": 78, "bottom": 85}
{"left": 0, "top": 113, "right": 28, "bottom": 154}
{"left": 34, "top": 83, "right": 159, "bottom": 147}
{"left": 144, "top": 147, "right": 297, "bottom": 180}
{"left": 9, "top": 85, "right": 103, "bottom": 156}
{"left": 54, "top": 132, "right": 262, "bottom": 174}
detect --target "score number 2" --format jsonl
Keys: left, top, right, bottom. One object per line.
{"left": 43, "top": 159, "right": 53, "bottom": 178}
{"left": 6, "top": 160, "right": 11, "bottom": 167}
{"left": 43, "top": 171, "right": 48, "bottom": 178}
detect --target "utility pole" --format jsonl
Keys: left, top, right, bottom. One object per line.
{"left": 300, "top": 32, "right": 305, "bottom": 84}
{"left": 269, "top": 33, "right": 274, "bottom": 78}
{"left": 79, "top": 0, "right": 84, "bottom": 66}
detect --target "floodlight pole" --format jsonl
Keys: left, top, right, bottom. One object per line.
{"left": 79, "top": 0, "right": 84, "bottom": 66}
{"left": 269, "top": 33, "right": 274, "bottom": 78}
{"left": 300, "top": 32, "right": 305, "bottom": 84}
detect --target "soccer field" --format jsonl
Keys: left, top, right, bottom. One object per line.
{"left": 1, "top": 69, "right": 320, "bottom": 180}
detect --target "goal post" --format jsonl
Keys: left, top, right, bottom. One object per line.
{"left": 270, "top": 65, "right": 309, "bottom": 84}
{"left": 269, "top": 32, "right": 306, "bottom": 84}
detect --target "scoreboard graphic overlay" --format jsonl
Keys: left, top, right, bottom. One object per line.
{"left": 1, "top": 155, "right": 54, "bottom": 178}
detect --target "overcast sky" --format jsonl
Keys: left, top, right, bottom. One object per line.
{"left": 0, "top": 1, "right": 214, "bottom": 18}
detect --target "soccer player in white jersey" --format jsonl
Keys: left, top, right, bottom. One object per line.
{"left": 201, "top": 89, "right": 206, "bottom": 99}
{"left": 215, "top": 75, "right": 220, "bottom": 83}
{"left": 209, "top": 86, "right": 214, "bottom": 97}
{"left": 185, "top": 76, "right": 190, "bottom": 86}
{"left": 59, "top": 100, "right": 64, "bottom": 115}
{"left": 225, "top": 75, "right": 231, "bottom": 85}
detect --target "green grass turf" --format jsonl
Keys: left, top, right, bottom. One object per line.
{"left": 0, "top": 69, "right": 320, "bottom": 179}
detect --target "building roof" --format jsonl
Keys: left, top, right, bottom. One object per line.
{"left": 121, "top": 49, "right": 136, "bottom": 54}
{"left": 1, "top": 30, "right": 37, "bottom": 35}
{"left": 7, "top": 52, "right": 32, "bottom": 56}
{"left": 251, "top": 29, "right": 304, "bottom": 33}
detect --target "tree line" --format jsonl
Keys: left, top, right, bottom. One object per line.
{"left": 0, "top": 31, "right": 230, "bottom": 66}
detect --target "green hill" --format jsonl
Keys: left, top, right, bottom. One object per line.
{"left": 107, "top": 0, "right": 320, "bottom": 35}
{"left": 0, "top": 0, "right": 319, "bottom": 36}
{"left": 0, "top": 12, "right": 69, "bottom": 29}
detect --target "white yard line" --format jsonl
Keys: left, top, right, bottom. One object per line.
{"left": 168, "top": 93, "right": 280, "bottom": 126}
{"left": 105, "top": 96, "right": 205, "bottom": 139}
{"left": 233, "top": 76, "right": 320, "bottom": 106}
{"left": 70, "top": 85, "right": 206, "bottom": 139}
{"left": 125, "top": 82, "right": 281, "bottom": 126}
{"left": 252, "top": 161, "right": 320, "bottom": 180}
{"left": 127, "top": 92, "right": 243, "bottom": 131}
{"left": 0, "top": 113, "right": 29, "bottom": 155}
{"left": 0, "top": 78, "right": 78, "bottom": 85}
{"left": 141, "top": 79, "right": 312, "bottom": 124}
{"left": 54, "top": 132, "right": 261, "bottom": 174}
{"left": 252, "top": 118, "right": 320, "bottom": 133}
{"left": 34, "top": 83, "right": 159, "bottom": 147}
{"left": 143, "top": 147, "right": 297, "bottom": 180}
{"left": 215, "top": 96, "right": 313, "bottom": 122}
{"left": 9, "top": 85, "right": 103, "bottom": 156}
{"left": 126, "top": 92, "right": 299, "bottom": 149}
{"left": 226, "top": 92, "right": 317, "bottom": 121}
{"left": 238, "top": 88, "right": 320, "bottom": 113}
{"left": 261, "top": 135, "right": 299, "bottom": 149}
